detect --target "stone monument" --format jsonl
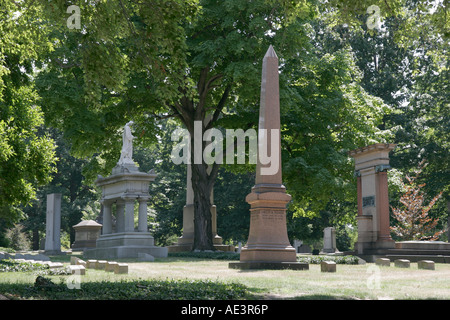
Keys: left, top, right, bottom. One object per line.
{"left": 44, "top": 193, "right": 62, "bottom": 254}
{"left": 320, "top": 227, "right": 342, "bottom": 254}
{"left": 229, "top": 46, "right": 307, "bottom": 270}
{"left": 72, "top": 220, "right": 102, "bottom": 251}
{"left": 84, "top": 121, "right": 168, "bottom": 259}
{"left": 168, "top": 164, "right": 234, "bottom": 252}
{"left": 349, "top": 143, "right": 396, "bottom": 257}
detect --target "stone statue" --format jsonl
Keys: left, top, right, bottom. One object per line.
{"left": 118, "top": 121, "right": 135, "bottom": 165}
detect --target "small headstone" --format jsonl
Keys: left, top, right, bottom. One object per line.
{"left": 418, "top": 260, "right": 435, "bottom": 270}
{"left": 394, "top": 259, "right": 410, "bottom": 268}
{"left": 70, "top": 256, "right": 80, "bottom": 265}
{"left": 375, "top": 258, "right": 390, "bottom": 266}
{"left": 86, "top": 260, "right": 97, "bottom": 269}
{"left": 68, "top": 265, "right": 86, "bottom": 275}
{"left": 0, "top": 252, "right": 5, "bottom": 260}
{"left": 95, "top": 260, "right": 107, "bottom": 270}
{"left": 320, "top": 261, "right": 336, "bottom": 272}
{"left": 76, "top": 259, "right": 86, "bottom": 267}
{"left": 114, "top": 263, "right": 128, "bottom": 274}
{"left": 106, "top": 261, "right": 118, "bottom": 272}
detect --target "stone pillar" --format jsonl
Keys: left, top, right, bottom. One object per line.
{"left": 124, "top": 199, "right": 135, "bottom": 232}
{"left": 321, "top": 227, "right": 338, "bottom": 254}
{"left": 349, "top": 143, "right": 396, "bottom": 255}
{"left": 138, "top": 197, "right": 148, "bottom": 232}
{"left": 116, "top": 201, "right": 125, "bottom": 233}
{"left": 102, "top": 201, "right": 113, "bottom": 235}
{"left": 376, "top": 167, "right": 391, "bottom": 244}
{"left": 45, "top": 193, "right": 62, "bottom": 253}
{"left": 230, "top": 46, "right": 306, "bottom": 270}
{"left": 356, "top": 172, "right": 363, "bottom": 216}
{"left": 177, "top": 164, "right": 195, "bottom": 247}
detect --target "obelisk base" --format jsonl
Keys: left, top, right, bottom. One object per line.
{"left": 229, "top": 185, "right": 308, "bottom": 270}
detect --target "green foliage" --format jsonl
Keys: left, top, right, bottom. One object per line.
{"left": 4, "top": 224, "right": 31, "bottom": 251}
{"left": 0, "top": 259, "right": 47, "bottom": 273}
{"left": 297, "top": 255, "right": 360, "bottom": 265}
{"left": 0, "top": 276, "right": 249, "bottom": 300}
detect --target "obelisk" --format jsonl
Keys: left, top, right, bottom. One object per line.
{"left": 229, "top": 46, "right": 307, "bottom": 270}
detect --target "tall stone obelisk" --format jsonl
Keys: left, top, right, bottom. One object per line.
{"left": 230, "top": 46, "right": 307, "bottom": 270}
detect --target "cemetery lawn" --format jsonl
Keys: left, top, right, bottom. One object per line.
{"left": 1, "top": 255, "right": 450, "bottom": 300}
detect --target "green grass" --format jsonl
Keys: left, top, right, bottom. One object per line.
{"left": 1, "top": 255, "right": 450, "bottom": 300}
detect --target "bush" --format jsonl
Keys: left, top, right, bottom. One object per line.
{"left": 0, "top": 277, "right": 250, "bottom": 300}
{"left": 4, "top": 224, "right": 31, "bottom": 251}
{"left": 297, "top": 255, "right": 360, "bottom": 265}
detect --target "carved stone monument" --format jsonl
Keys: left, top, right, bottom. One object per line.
{"left": 229, "top": 46, "right": 308, "bottom": 270}
{"left": 320, "top": 227, "right": 342, "bottom": 255}
{"left": 72, "top": 220, "right": 102, "bottom": 250}
{"left": 84, "top": 122, "right": 167, "bottom": 259}
{"left": 349, "top": 143, "right": 396, "bottom": 257}
{"left": 168, "top": 164, "right": 234, "bottom": 252}
{"left": 44, "top": 193, "right": 62, "bottom": 254}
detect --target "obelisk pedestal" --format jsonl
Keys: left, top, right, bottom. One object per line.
{"left": 229, "top": 46, "right": 307, "bottom": 270}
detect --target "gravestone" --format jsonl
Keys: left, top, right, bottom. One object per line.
{"left": 72, "top": 220, "right": 102, "bottom": 250}
{"left": 320, "top": 261, "right": 336, "bottom": 273}
{"left": 349, "top": 144, "right": 396, "bottom": 258}
{"left": 229, "top": 46, "right": 308, "bottom": 270}
{"left": 320, "top": 227, "right": 341, "bottom": 254}
{"left": 84, "top": 121, "right": 167, "bottom": 260}
{"left": 44, "top": 193, "right": 62, "bottom": 254}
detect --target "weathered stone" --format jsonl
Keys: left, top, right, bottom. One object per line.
{"left": 68, "top": 265, "right": 86, "bottom": 275}
{"left": 70, "top": 256, "right": 80, "bottom": 265}
{"left": 86, "top": 260, "right": 97, "bottom": 269}
{"left": 114, "top": 263, "right": 128, "bottom": 274}
{"left": 95, "top": 260, "right": 107, "bottom": 270}
{"left": 320, "top": 261, "right": 337, "bottom": 272}
{"left": 418, "top": 260, "right": 435, "bottom": 270}
{"left": 76, "top": 259, "right": 86, "bottom": 267}
{"left": 233, "top": 46, "right": 299, "bottom": 270}
{"left": 72, "top": 220, "right": 102, "bottom": 250}
{"left": 105, "top": 261, "right": 118, "bottom": 272}
{"left": 375, "top": 258, "right": 390, "bottom": 266}
{"left": 45, "top": 193, "right": 62, "bottom": 253}
{"left": 394, "top": 259, "right": 410, "bottom": 268}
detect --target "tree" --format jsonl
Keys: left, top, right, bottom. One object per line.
{"left": 390, "top": 161, "right": 444, "bottom": 241}
{"left": 0, "top": 0, "right": 57, "bottom": 223}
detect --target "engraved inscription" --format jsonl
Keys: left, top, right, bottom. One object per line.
{"left": 363, "top": 196, "right": 375, "bottom": 208}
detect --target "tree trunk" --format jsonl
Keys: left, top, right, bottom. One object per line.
{"left": 191, "top": 162, "right": 215, "bottom": 251}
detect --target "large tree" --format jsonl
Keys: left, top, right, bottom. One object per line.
{"left": 0, "top": 1, "right": 57, "bottom": 224}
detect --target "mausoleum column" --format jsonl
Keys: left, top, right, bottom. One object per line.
{"left": 375, "top": 166, "right": 392, "bottom": 243}
{"left": 138, "top": 197, "right": 149, "bottom": 232}
{"left": 102, "top": 201, "right": 113, "bottom": 235}
{"left": 116, "top": 201, "right": 125, "bottom": 233}
{"left": 124, "top": 198, "right": 135, "bottom": 232}
{"left": 356, "top": 171, "right": 363, "bottom": 216}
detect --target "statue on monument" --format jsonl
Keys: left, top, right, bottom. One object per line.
{"left": 118, "top": 121, "right": 135, "bottom": 166}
